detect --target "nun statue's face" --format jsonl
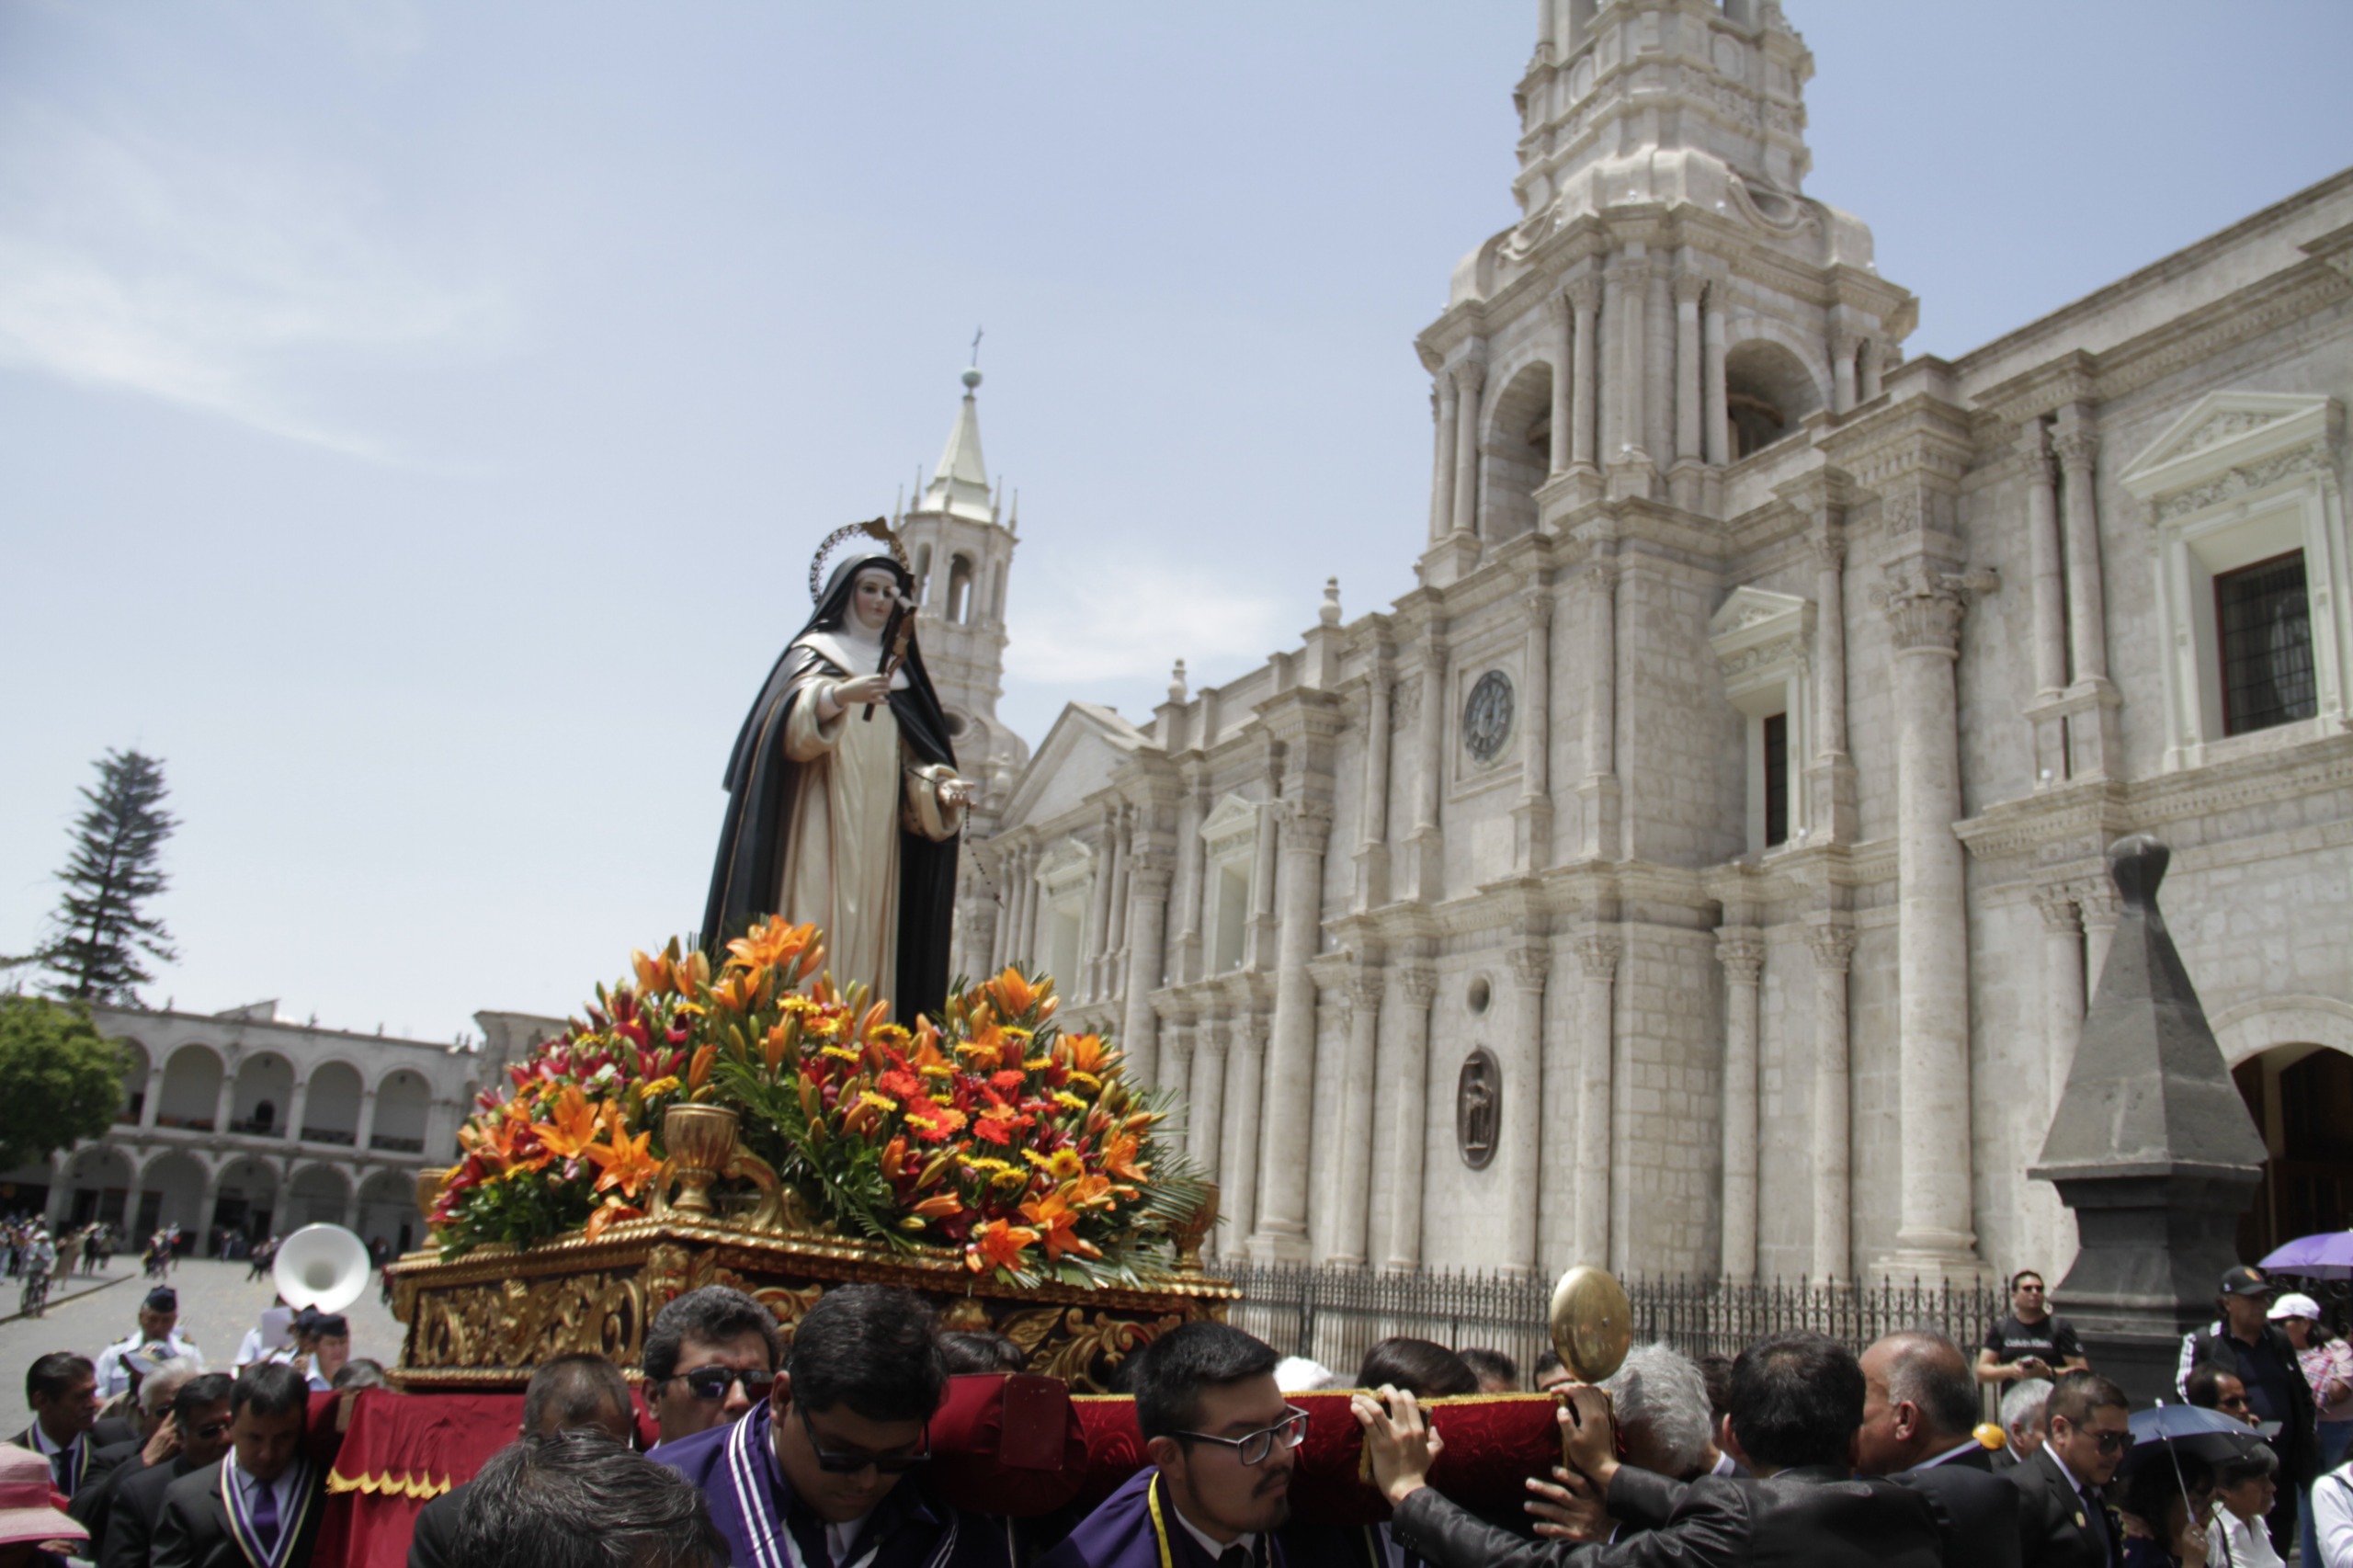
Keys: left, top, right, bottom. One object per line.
{"left": 851, "top": 568, "right": 901, "bottom": 632}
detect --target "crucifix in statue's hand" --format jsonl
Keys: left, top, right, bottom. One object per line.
{"left": 863, "top": 592, "right": 916, "bottom": 722}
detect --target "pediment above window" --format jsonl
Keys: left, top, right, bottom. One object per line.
{"left": 2119, "top": 392, "right": 2338, "bottom": 513}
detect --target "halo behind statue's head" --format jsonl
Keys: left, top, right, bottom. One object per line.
{"left": 809, "top": 517, "right": 912, "bottom": 603}
{"left": 1548, "top": 1264, "right": 1632, "bottom": 1384}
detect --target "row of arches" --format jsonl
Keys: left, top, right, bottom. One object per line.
{"left": 910, "top": 543, "right": 1006, "bottom": 627}
{"left": 117, "top": 1040, "right": 438, "bottom": 1153}
{"left": 37, "top": 1145, "right": 422, "bottom": 1256}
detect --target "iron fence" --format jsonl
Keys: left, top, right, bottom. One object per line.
{"left": 1225, "top": 1262, "right": 2007, "bottom": 1385}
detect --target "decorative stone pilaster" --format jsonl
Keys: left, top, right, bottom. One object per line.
{"left": 2033, "top": 883, "right": 2086, "bottom": 1268}
{"left": 1576, "top": 559, "right": 1620, "bottom": 860}
{"left": 1870, "top": 559, "right": 1995, "bottom": 1281}
{"left": 1716, "top": 929, "right": 1767, "bottom": 1282}
{"left": 1427, "top": 372, "right": 1456, "bottom": 546}
{"left": 1159, "top": 1019, "right": 1193, "bottom": 1157}
{"left": 1831, "top": 334, "right": 1860, "bottom": 415}
{"left": 1086, "top": 806, "right": 1118, "bottom": 999}
{"left": 1783, "top": 472, "right": 1857, "bottom": 842}
{"left": 1670, "top": 276, "right": 1708, "bottom": 507}
{"left": 1245, "top": 793, "right": 1280, "bottom": 971}
{"left": 1383, "top": 966, "right": 1438, "bottom": 1271}
{"left": 1219, "top": 1011, "right": 1265, "bottom": 1260}
{"left": 1120, "top": 861, "right": 1171, "bottom": 1086}
{"left": 1514, "top": 589, "right": 1554, "bottom": 874}
{"left": 1408, "top": 629, "right": 1448, "bottom": 902}
{"left": 1501, "top": 947, "right": 1550, "bottom": 1277}
{"left": 1357, "top": 656, "right": 1393, "bottom": 910}
{"left": 1188, "top": 1014, "right": 1228, "bottom": 1222}
{"left": 1449, "top": 357, "right": 1485, "bottom": 541}
{"left": 1567, "top": 277, "right": 1601, "bottom": 479}
{"left": 2054, "top": 405, "right": 2120, "bottom": 781}
{"left": 1547, "top": 291, "right": 1574, "bottom": 478}
{"left": 1574, "top": 933, "right": 1620, "bottom": 1269}
{"left": 1808, "top": 924, "right": 1857, "bottom": 1283}
{"left": 1330, "top": 967, "right": 1385, "bottom": 1267}
{"left": 1174, "top": 777, "right": 1208, "bottom": 984}
{"left": 1701, "top": 293, "right": 1729, "bottom": 468}
{"left": 1104, "top": 808, "right": 1133, "bottom": 995}
{"left": 1252, "top": 802, "right": 1332, "bottom": 1260}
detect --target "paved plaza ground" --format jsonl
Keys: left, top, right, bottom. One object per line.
{"left": 0, "top": 1256, "right": 404, "bottom": 1436}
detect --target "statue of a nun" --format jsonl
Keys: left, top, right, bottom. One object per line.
{"left": 700, "top": 522, "right": 974, "bottom": 1023}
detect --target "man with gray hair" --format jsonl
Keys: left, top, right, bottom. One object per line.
{"left": 1995, "top": 1378, "right": 2052, "bottom": 1472}
{"left": 1520, "top": 1345, "right": 1725, "bottom": 1544}
{"left": 70, "top": 1352, "right": 204, "bottom": 1547}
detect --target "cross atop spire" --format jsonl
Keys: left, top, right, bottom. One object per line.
{"left": 919, "top": 363, "right": 995, "bottom": 524}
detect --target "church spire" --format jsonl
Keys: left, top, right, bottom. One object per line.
{"left": 920, "top": 366, "right": 995, "bottom": 524}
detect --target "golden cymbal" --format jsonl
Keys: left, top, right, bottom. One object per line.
{"left": 1548, "top": 1265, "right": 1632, "bottom": 1384}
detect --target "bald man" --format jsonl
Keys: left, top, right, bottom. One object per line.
{"left": 1858, "top": 1332, "right": 2023, "bottom": 1568}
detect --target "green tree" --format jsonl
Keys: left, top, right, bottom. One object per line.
{"left": 0, "top": 997, "right": 124, "bottom": 1171}
{"left": 41, "top": 748, "right": 178, "bottom": 1004}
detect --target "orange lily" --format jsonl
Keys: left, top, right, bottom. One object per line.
{"left": 1017, "top": 1191, "right": 1102, "bottom": 1261}
{"left": 532, "top": 1085, "right": 601, "bottom": 1162}
{"left": 631, "top": 949, "right": 674, "bottom": 996}
{"left": 584, "top": 1197, "right": 644, "bottom": 1244}
{"left": 1101, "top": 1131, "right": 1150, "bottom": 1185}
{"left": 709, "top": 967, "right": 766, "bottom": 1014}
{"left": 675, "top": 949, "right": 712, "bottom": 992}
{"left": 983, "top": 968, "right": 1043, "bottom": 1019}
{"left": 909, "top": 1192, "right": 963, "bottom": 1221}
{"left": 727, "top": 918, "right": 820, "bottom": 975}
{"left": 688, "top": 1043, "right": 718, "bottom": 1095}
{"left": 587, "top": 1124, "right": 662, "bottom": 1199}
{"left": 966, "top": 1219, "right": 1040, "bottom": 1275}
{"left": 1054, "top": 1034, "right": 1111, "bottom": 1074}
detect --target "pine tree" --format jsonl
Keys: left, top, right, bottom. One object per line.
{"left": 41, "top": 749, "right": 179, "bottom": 1004}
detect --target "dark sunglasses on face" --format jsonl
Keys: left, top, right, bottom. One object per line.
{"left": 189, "top": 1420, "right": 233, "bottom": 1440}
{"left": 2084, "top": 1429, "right": 2130, "bottom": 1455}
{"left": 797, "top": 1404, "right": 931, "bottom": 1474}
{"left": 674, "top": 1367, "right": 776, "bottom": 1403}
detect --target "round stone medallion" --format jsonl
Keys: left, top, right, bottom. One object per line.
{"left": 1462, "top": 669, "right": 1515, "bottom": 764}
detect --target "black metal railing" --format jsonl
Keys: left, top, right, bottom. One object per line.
{"left": 369, "top": 1133, "right": 426, "bottom": 1153}
{"left": 300, "top": 1126, "right": 357, "bottom": 1146}
{"left": 1224, "top": 1262, "right": 2006, "bottom": 1381}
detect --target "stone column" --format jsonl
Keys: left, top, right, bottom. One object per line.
{"left": 1568, "top": 278, "right": 1600, "bottom": 471}
{"left": 1188, "top": 1015, "right": 1227, "bottom": 1206}
{"left": 1245, "top": 798, "right": 1280, "bottom": 969}
{"left": 1673, "top": 277, "right": 1705, "bottom": 461}
{"left": 1383, "top": 967, "right": 1438, "bottom": 1270}
{"left": 1515, "top": 588, "right": 1553, "bottom": 874}
{"left": 1450, "top": 358, "right": 1485, "bottom": 539}
{"left": 2021, "top": 420, "right": 2066, "bottom": 700}
{"left": 140, "top": 1064, "right": 165, "bottom": 1130}
{"left": 1428, "top": 376, "right": 1457, "bottom": 545}
{"left": 1831, "top": 335, "right": 1859, "bottom": 415}
{"left": 1174, "top": 780, "right": 1208, "bottom": 983}
{"left": 1253, "top": 804, "right": 1331, "bottom": 1259}
{"left": 1502, "top": 948, "right": 1549, "bottom": 1276}
{"left": 213, "top": 1065, "right": 238, "bottom": 1134}
{"left": 1808, "top": 925, "right": 1857, "bottom": 1282}
{"left": 1410, "top": 629, "right": 1448, "bottom": 901}
{"left": 1859, "top": 338, "right": 1883, "bottom": 403}
{"left": 1120, "top": 863, "right": 1171, "bottom": 1086}
{"left": 1161, "top": 1022, "right": 1194, "bottom": 1155}
{"left": 1220, "top": 1012, "right": 1265, "bottom": 1256}
{"left": 1358, "top": 659, "right": 1392, "bottom": 909}
{"left": 1574, "top": 933, "right": 1620, "bottom": 1268}
{"left": 1548, "top": 291, "right": 1574, "bottom": 476}
{"left": 1087, "top": 811, "right": 1118, "bottom": 995}
{"left": 357, "top": 1087, "right": 381, "bottom": 1153}
{"left": 1645, "top": 265, "right": 1673, "bottom": 463}
{"left": 1018, "top": 846, "right": 1041, "bottom": 964}
{"left": 285, "top": 1078, "right": 311, "bottom": 1144}
{"left": 1577, "top": 560, "right": 1620, "bottom": 859}
{"left": 1717, "top": 929, "right": 1766, "bottom": 1281}
{"left": 1809, "top": 510, "right": 1855, "bottom": 842}
{"left": 1876, "top": 562, "right": 1983, "bottom": 1276}
{"left": 1598, "top": 265, "right": 1626, "bottom": 458}
{"left": 1331, "top": 968, "right": 1384, "bottom": 1267}
{"left": 2079, "top": 881, "right": 2120, "bottom": 1000}
{"left": 2055, "top": 409, "right": 2108, "bottom": 686}
{"left": 2034, "top": 884, "right": 2086, "bottom": 1257}
{"left": 1702, "top": 294, "right": 1730, "bottom": 467}
{"left": 1106, "top": 809, "right": 1133, "bottom": 983}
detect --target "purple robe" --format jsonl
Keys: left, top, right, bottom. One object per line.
{"left": 654, "top": 1404, "right": 1015, "bottom": 1568}
{"left": 1040, "top": 1469, "right": 1289, "bottom": 1568}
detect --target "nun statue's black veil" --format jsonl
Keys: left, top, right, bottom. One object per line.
{"left": 699, "top": 552, "right": 961, "bottom": 1024}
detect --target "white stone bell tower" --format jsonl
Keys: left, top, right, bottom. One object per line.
{"left": 895, "top": 366, "right": 1029, "bottom": 802}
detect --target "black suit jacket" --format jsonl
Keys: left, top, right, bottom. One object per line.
{"left": 151, "top": 1458, "right": 326, "bottom": 1568}
{"left": 103, "top": 1454, "right": 201, "bottom": 1568}
{"left": 69, "top": 1437, "right": 147, "bottom": 1523}
{"left": 1925, "top": 1444, "right": 1996, "bottom": 1472}
{"left": 1899, "top": 1460, "right": 2024, "bottom": 1568}
{"left": 2006, "top": 1446, "right": 2120, "bottom": 1568}
{"left": 1392, "top": 1464, "right": 1948, "bottom": 1568}
{"left": 405, "top": 1480, "right": 470, "bottom": 1568}
{"left": 7, "top": 1421, "right": 136, "bottom": 1493}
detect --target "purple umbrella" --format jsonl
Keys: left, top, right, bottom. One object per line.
{"left": 2259, "top": 1231, "right": 2353, "bottom": 1280}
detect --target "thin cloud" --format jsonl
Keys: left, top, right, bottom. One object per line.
{"left": 1004, "top": 551, "right": 1290, "bottom": 690}
{"left": 0, "top": 101, "right": 499, "bottom": 460}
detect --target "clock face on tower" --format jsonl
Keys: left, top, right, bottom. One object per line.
{"left": 1463, "top": 670, "right": 1515, "bottom": 764}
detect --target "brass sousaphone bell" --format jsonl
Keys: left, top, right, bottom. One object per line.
{"left": 1546, "top": 1264, "right": 1632, "bottom": 1460}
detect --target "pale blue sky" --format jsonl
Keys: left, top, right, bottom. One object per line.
{"left": 6, "top": 2, "right": 2350, "bottom": 1040}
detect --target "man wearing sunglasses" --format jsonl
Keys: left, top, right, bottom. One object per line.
{"left": 1042, "top": 1322, "right": 1303, "bottom": 1568}
{"left": 99, "top": 1372, "right": 233, "bottom": 1568}
{"left": 656, "top": 1283, "right": 1012, "bottom": 1568}
{"left": 643, "top": 1285, "right": 789, "bottom": 1446}
{"left": 2007, "top": 1370, "right": 2131, "bottom": 1568}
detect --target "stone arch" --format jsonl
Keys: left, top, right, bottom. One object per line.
{"left": 136, "top": 1150, "right": 209, "bottom": 1240}
{"left": 232, "top": 1051, "right": 296, "bottom": 1136}
{"left": 370, "top": 1069, "right": 432, "bottom": 1153}
{"left": 156, "top": 1043, "right": 224, "bottom": 1131}
{"left": 289, "top": 1163, "right": 351, "bottom": 1229}
{"left": 1722, "top": 325, "right": 1827, "bottom": 460}
{"left": 2210, "top": 995, "right": 2353, "bottom": 1068}
{"left": 210, "top": 1155, "right": 280, "bottom": 1246}
{"left": 2215, "top": 1002, "right": 2353, "bottom": 1260}
{"left": 947, "top": 554, "right": 974, "bottom": 624}
{"left": 357, "top": 1169, "right": 418, "bottom": 1256}
{"left": 60, "top": 1144, "right": 134, "bottom": 1228}
{"left": 1478, "top": 358, "right": 1556, "bottom": 542}
{"left": 116, "top": 1039, "right": 151, "bottom": 1126}
{"left": 913, "top": 542, "right": 933, "bottom": 603}
{"left": 301, "top": 1061, "right": 365, "bottom": 1146}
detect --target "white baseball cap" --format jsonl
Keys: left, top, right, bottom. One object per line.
{"left": 2268, "top": 1291, "right": 2323, "bottom": 1322}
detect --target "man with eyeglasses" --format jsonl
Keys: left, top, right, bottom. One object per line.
{"left": 1978, "top": 1273, "right": 2090, "bottom": 1388}
{"left": 1043, "top": 1322, "right": 1304, "bottom": 1568}
{"left": 642, "top": 1285, "right": 789, "bottom": 1446}
{"left": 655, "top": 1283, "right": 1012, "bottom": 1568}
{"left": 2006, "top": 1370, "right": 2131, "bottom": 1568}
{"left": 99, "top": 1372, "right": 233, "bottom": 1568}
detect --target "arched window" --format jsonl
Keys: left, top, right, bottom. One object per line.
{"left": 1722, "top": 340, "right": 1822, "bottom": 460}
{"left": 1478, "top": 362, "right": 1554, "bottom": 541}
{"left": 947, "top": 555, "right": 974, "bottom": 624}
{"left": 913, "top": 543, "right": 932, "bottom": 604}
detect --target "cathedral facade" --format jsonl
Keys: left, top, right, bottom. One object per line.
{"left": 932, "top": 0, "right": 2353, "bottom": 1285}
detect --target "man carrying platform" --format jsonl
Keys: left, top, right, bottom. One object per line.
{"left": 654, "top": 1283, "right": 1012, "bottom": 1568}
{"left": 1042, "top": 1322, "right": 1305, "bottom": 1568}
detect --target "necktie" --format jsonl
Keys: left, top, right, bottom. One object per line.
{"left": 47, "top": 1449, "right": 70, "bottom": 1493}
{"left": 1217, "top": 1548, "right": 1251, "bottom": 1568}
{"left": 2078, "top": 1484, "right": 2110, "bottom": 1564}
{"left": 252, "top": 1476, "right": 282, "bottom": 1553}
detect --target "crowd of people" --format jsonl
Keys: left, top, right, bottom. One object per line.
{"left": 2, "top": 1261, "right": 2350, "bottom": 1567}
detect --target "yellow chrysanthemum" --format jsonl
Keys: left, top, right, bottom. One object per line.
{"left": 1054, "top": 1092, "right": 1086, "bottom": 1110}
{"left": 858, "top": 1091, "right": 898, "bottom": 1113}
{"left": 820, "top": 1045, "right": 861, "bottom": 1062}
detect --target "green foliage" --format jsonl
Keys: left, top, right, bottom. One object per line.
{"left": 41, "top": 750, "right": 178, "bottom": 1004}
{"left": 0, "top": 997, "right": 126, "bottom": 1172}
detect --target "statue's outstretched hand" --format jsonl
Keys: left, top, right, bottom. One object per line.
{"left": 938, "top": 778, "right": 977, "bottom": 810}
{"left": 835, "top": 675, "right": 892, "bottom": 707}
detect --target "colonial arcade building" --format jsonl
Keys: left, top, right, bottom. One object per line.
{"left": 948, "top": 0, "right": 2353, "bottom": 1284}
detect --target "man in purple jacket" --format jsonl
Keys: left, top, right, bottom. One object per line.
{"left": 654, "top": 1284, "right": 1013, "bottom": 1568}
